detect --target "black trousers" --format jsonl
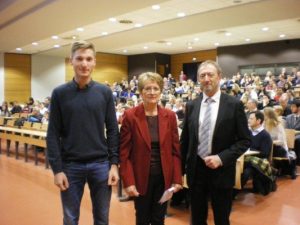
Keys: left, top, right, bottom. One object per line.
{"left": 190, "top": 157, "right": 233, "bottom": 225}
{"left": 134, "top": 174, "right": 167, "bottom": 225}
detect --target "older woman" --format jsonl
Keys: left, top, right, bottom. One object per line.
{"left": 120, "top": 72, "right": 182, "bottom": 225}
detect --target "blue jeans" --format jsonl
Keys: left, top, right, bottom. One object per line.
{"left": 61, "top": 161, "right": 111, "bottom": 225}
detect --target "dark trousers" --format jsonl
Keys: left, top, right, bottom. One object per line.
{"left": 134, "top": 174, "right": 167, "bottom": 225}
{"left": 190, "top": 157, "right": 232, "bottom": 225}
{"left": 294, "top": 136, "right": 300, "bottom": 165}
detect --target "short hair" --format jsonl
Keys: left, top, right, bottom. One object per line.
{"left": 291, "top": 99, "right": 300, "bottom": 108}
{"left": 70, "top": 40, "right": 95, "bottom": 57}
{"left": 137, "top": 72, "right": 163, "bottom": 93}
{"left": 249, "top": 110, "right": 264, "bottom": 124}
{"left": 197, "top": 60, "right": 223, "bottom": 75}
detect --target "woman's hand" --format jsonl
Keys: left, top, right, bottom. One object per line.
{"left": 172, "top": 183, "right": 183, "bottom": 193}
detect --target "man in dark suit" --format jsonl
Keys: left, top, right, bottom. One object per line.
{"left": 285, "top": 99, "right": 300, "bottom": 165}
{"left": 181, "top": 60, "right": 251, "bottom": 225}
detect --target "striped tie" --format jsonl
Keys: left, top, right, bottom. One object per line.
{"left": 198, "top": 98, "right": 213, "bottom": 158}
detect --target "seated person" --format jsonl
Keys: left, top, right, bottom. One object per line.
{"left": 240, "top": 111, "right": 273, "bottom": 193}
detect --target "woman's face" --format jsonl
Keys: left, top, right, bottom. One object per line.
{"left": 140, "top": 80, "right": 161, "bottom": 105}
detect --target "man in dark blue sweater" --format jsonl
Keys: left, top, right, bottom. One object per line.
{"left": 241, "top": 111, "right": 273, "bottom": 189}
{"left": 47, "top": 41, "right": 119, "bottom": 225}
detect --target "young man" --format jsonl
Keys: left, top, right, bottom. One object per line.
{"left": 241, "top": 111, "right": 273, "bottom": 189}
{"left": 181, "top": 60, "right": 251, "bottom": 225}
{"left": 47, "top": 41, "right": 119, "bottom": 225}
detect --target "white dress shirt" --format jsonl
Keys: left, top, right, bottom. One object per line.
{"left": 198, "top": 89, "right": 221, "bottom": 156}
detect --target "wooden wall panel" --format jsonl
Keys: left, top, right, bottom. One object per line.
{"left": 171, "top": 49, "right": 217, "bottom": 80}
{"left": 4, "top": 53, "right": 31, "bottom": 103}
{"left": 65, "top": 52, "right": 128, "bottom": 84}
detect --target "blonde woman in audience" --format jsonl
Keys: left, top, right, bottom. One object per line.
{"left": 273, "top": 105, "right": 286, "bottom": 128}
{"left": 263, "top": 107, "right": 288, "bottom": 157}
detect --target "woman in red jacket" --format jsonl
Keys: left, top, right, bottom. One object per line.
{"left": 120, "top": 72, "right": 182, "bottom": 225}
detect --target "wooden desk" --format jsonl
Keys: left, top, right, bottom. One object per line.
{"left": 0, "top": 126, "right": 48, "bottom": 168}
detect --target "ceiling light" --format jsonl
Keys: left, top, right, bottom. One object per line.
{"left": 76, "top": 27, "right": 84, "bottom": 32}
{"left": 143, "top": 46, "right": 148, "bottom": 49}
{"left": 194, "top": 37, "right": 199, "bottom": 42}
{"left": 279, "top": 34, "right": 286, "bottom": 38}
{"left": 134, "top": 23, "right": 143, "bottom": 28}
{"left": 192, "top": 57, "right": 197, "bottom": 61}
{"left": 109, "top": 17, "right": 117, "bottom": 22}
{"left": 32, "top": 42, "right": 38, "bottom": 46}
{"left": 72, "top": 36, "right": 77, "bottom": 40}
{"left": 188, "top": 46, "right": 193, "bottom": 49}
{"left": 177, "top": 12, "right": 185, "bottom": 18}
{"left": 214, "top": 42, "right": 220, "bottom": 46}
{"left": 16, "top": 48, "right": 22, "bottom": 51}
{"left": 245, "top": 38, "right": 251, "bottom": 42}
{"left": 225, "top": 32, "right": 232, "bottom": 36}
{"left": 54, "top": 44, "right": 60, "bottom": 48}
{"left": 152, "top": 5, "right": 160, "bottom": 10}
{"left": 166, "top": 42, "right": 172, "bottom": 46}
{"left": 123, "top": 49, "right": 128, "bottom": 53}
{"left": 101, "top": 32, "right": 108, "bottom": 36}
{"left": 261, "top": 27, "right": 269, "bottom": 31}
{"left": 52, "top": 35, "right": 59, "bottom": 40}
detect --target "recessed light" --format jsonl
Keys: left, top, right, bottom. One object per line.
{"left": 177, "top": 12, "right": 185, "bottom": 18}
{"left": 188, "top": 46, "right": 193, "bottom": 49}
{"left": 192, "top": 57, "right": 197, "bottom": 61}
{"left": 76, "top": 27, "right": 84, "bottom": 32}
{"left": 245, "top": 38, "right": 251, "bottom": 42}
{"left": 279, "top": 34, "right": 286, "bottom": 38}
{"left": 52, "top": 35, "right": 59, "bottom": 39}
{"left": 101, "top": 32, "right": 108, "bottom": 36}
{"left": 194, "top": 37, "right": 199, "bottom": 41}
{"left": 152, "top": 5, "right": 160, "bottom": 10}
{"left": 261, "top": 27, "right": 269, "bottom": 31}
{"left": 109, "top": 17, "right": 117, "bottom": 22}
{"left": 16, "top": 48, "right": 22, "bottom": 51}
{"left": 123, "top": 49, "right": 128, "bottom": 53}
{"left": 225, "top": 32, "right": 232, "bottom": 36}
{"left": 134, "top": 23, "right": 143, "bottom": 28}
{"left": 32, "top": 42, "right": 38, "bottom": 46}
{"left": 54, "top": 44, "right": 60, "bottom": 48}
{"left": 72, "top": 36, "right": 77, "bottom": 40}
{"left": 143, "top": 46, "right": 148, "bottom": 49}
{"left": 166, "top": 42, "right": 172, "bottom": 46}
{"left": 214, "top": 42, "right": 220, "bottom": 46}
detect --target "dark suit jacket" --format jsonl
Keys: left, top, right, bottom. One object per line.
{"left": 285, "top": 114, "right": 300, "bottom": 131}
{"left": 120, "top": 104, "right": 182, "bottom": 195}
{"left": 181, "top": 93, "right": 251, "bottom": 188}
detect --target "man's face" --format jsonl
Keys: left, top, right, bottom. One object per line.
{"left": 70, "top": 48, "right": 96, "bottom": 79}
{"left": 248, "top": 113, "right": 259, "bottom": 129}
{"left": 291, "top": 104, "right": 298, "bottom": 114}
{"left": 198, "top": 64, "right": 221, "bottom": 96}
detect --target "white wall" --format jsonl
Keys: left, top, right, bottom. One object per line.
{"left": 0, "top": 53, "right": 4, "bottom": 103}
{"left": 31, "top": 54, "right": 65, "bottom": 101}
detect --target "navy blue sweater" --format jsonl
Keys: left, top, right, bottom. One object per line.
{"left": 47, "top": 79, "right": 119, "bottom": 174}
{"left": 250, "top": 129, "right": 272, "bottom": 159}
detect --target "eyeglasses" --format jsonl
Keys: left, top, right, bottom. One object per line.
{"left": 143, "top": 86, "right": 161, "bottom": 93}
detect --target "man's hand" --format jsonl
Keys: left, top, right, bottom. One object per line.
{"left": 125, "top": 185, "right": 140, "bottom": 197}
{"left": 108, "top": 164, "right": 119, "bottom": 186}
{"left": 54, "top": 172, "right": 69, "bottom": 191}
{"left": 203, "top": 155, "right": 222, "bottom": 169}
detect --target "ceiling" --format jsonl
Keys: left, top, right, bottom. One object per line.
{"left": 0, "top": 0, "right": 299, "bottom": 57}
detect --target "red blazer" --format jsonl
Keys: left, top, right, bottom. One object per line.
{"left": 120, "top": 104, "right": 182, "bottom": 195}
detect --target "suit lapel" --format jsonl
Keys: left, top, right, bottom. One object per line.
{"left": 193, "top": 95, "right": 203, "bottom": 142}
{"left": 135, "top": 104, "right": 151, "bottom": 150}
{"left": 213, "top": 93, "right": 227, "bottom": 137}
